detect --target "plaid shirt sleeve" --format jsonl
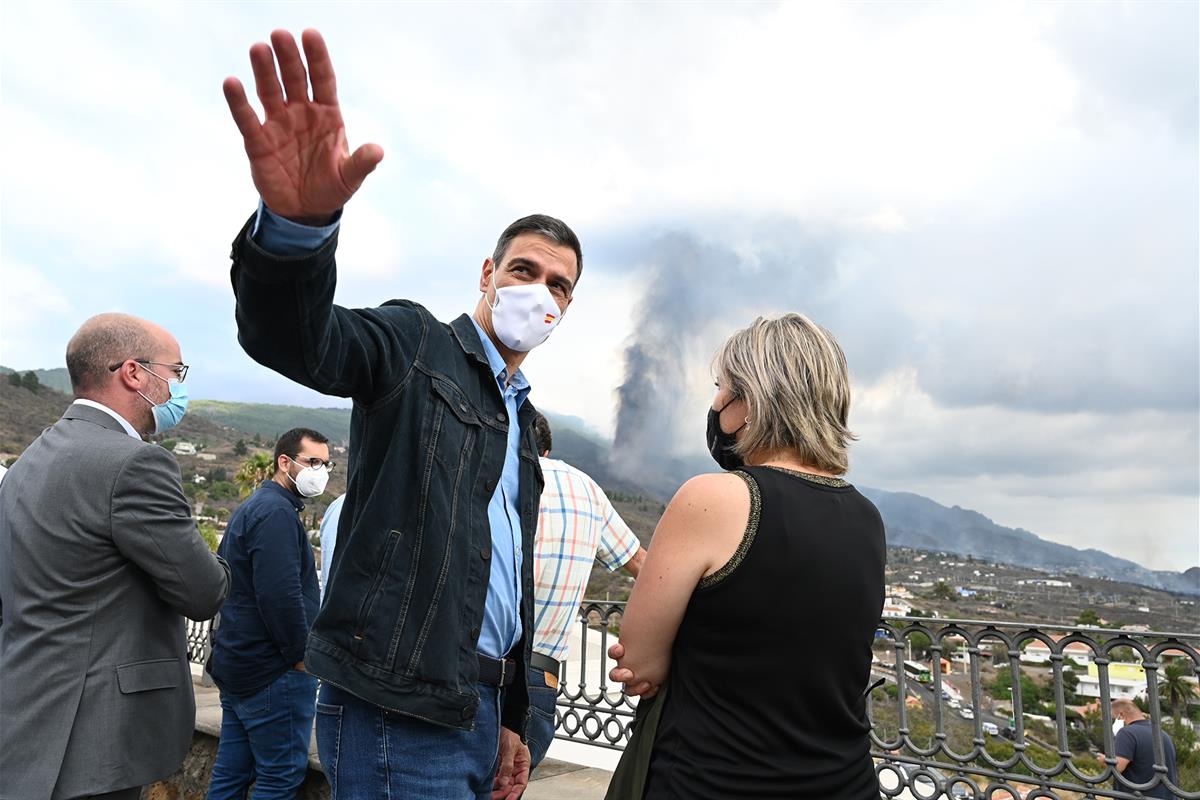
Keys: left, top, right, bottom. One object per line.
{"left": 590, "top": 477, "right": 641, "bottom": 572}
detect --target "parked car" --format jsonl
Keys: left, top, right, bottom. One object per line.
{"left": 948, "top": 698, "right": 962, "bottom": 709}
{"left": 982, "top": 721, "right": 999, "bottom": 735}
{"left": 959, "top": 706, "right": 975, "bottom": 720}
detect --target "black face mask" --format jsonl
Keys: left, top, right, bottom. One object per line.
{"left": 706, "top": 398, "right": 747, "bottom": 471}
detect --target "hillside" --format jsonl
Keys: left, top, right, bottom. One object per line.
{"left": 190, "top": 400, "right": 353, "bottom": 445}
{"left": 2, "top": 380, "right": 1195, "bottom": 596}
{"left": 860, "top": 489, "right": 1200, "bottom": 596}
{"left": 0, "top": 365, "right": 72, "bottom": 394}
{"left": 0, "top": 382, "right": 346, "bottom": 522}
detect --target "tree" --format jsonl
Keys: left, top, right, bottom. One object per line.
{"left": 990, "top": 671, "right": 1044, "bottom": 715}
{"left": 908, "top": 631, "right": 933, "bottom": 660}
{"left": 233, "top": 439, "right": 248, "bottom": 456}
{"left": 7, "top": 372, "right": 21, "bottom": 388}
{"left": 235, "top": 452, "right": 275, "bottom": 498}
{"left": 198, "top": 521, "right": 220, "bottom": 552}
{"left": 930, "top": 581, "right": 956, "bottom": 601}
{"left": 1159, "top": 661, "right": 1198, "bottom": 726}
{"left": 192, "top": 490, "right": 209, "bottom": 517}
{"left": 1076, "top": 609, "right": 1102, "bottom": 627}
{"left": 20, "top": 371, "right": 39, "bottom": 392}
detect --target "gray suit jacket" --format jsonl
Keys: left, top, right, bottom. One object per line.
{"left": 0, "top": 403, "right": 230, "bottom": 799}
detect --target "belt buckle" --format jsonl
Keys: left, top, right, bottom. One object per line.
{"left": 498, "top": 657, "right": 507, "bottom": 686}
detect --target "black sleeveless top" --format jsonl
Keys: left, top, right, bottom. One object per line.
{"left": 643, "top": 466, "right": 886, "bottom": 799}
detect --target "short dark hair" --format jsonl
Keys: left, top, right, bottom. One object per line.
{"left": 531, "top": 412, "right": 553, "bottom": 455}
{"left": 273, "top": 427, "right": 330, "bottom": 472}
{"left": 492, "top": 215, "right": 583, "bottom": 286}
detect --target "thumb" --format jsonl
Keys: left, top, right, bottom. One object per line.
{"left": 342, "top": 142, "right": 384, "bottom": 192}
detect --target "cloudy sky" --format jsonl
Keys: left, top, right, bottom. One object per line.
{"left": 2, "top": 2, "right": 1196, "bottom": 571}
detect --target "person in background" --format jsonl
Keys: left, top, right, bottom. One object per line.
{"left": 317, "top": 493, "right": 345, "bottom": 603}
{"left": 1099, "top": 699, "right": 1180, "bottom": 799}
{"left": 0, "top": 313, "right": 230, "bottom": 800}
{"left": 205, "top": 427, "right": 332, "bottom": 800}
{"left": 521, "top": 412, "right": 646, "bottom": 771}
{"left": 606, "top": 313, "right": 886, "bottom": 799}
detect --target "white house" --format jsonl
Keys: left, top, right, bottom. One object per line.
{"left": 882, "top": 597, "right": 914, "bottom": 617}
{"left": 1077, "top": 662, "right": 1146, "bottom": 701}
{"left": 1022, "top": 637, "right": 1096, "bottom": 668}
{"left": 173, "top": 442, "right": 197, "bottom": 456}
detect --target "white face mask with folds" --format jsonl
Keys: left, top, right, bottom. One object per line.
{"left": 486, "top": 271, "right": 563, "bottom": 352}
{"left": 286, "top": 458, "right": 330, "bottom": 498}
{"left": 1112, "top": 718, "right": 1125, "bottom": 736}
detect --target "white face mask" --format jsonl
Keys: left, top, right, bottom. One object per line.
{"left": 1112, "top": 718, "right": 1125, "bottom": 736}
{"left": 487, "top": 271, "right": 563, "bottom": 352}
{"left": 286, "top": 458, "right": 330, "bottom": 498}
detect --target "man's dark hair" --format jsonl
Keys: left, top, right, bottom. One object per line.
{"left": 273, "top": 427, "right": 330, "bottom": 471}
{"left": 531, "top": 412, "right": 552, "bottom": 455}
{"left": 492, "top": 215, "right": 583, "bottom": 287}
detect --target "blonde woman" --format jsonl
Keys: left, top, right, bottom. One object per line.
{"left": 606, "top": 314, "right": 886, "bottom": 799}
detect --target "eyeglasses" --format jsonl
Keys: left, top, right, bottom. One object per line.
{"left": 109, "top": 359, "right": 190, "bottom": 382}
{"left": 290, "top": 455, "right": 336, "bottom": 472}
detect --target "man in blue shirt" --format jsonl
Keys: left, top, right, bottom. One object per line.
{"left": 207, "top": 427, "right": 332, "bottom": 800}
{"left": 1101, "top": 699, "right": 1180, "bottom": 799}
{"left": 222, "top": 28, "right": 581, "bottom": 800}
{"left": 317, "top": 493, "right": 344, "bottom": 603}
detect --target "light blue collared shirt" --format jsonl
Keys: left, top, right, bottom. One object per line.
{"left": 252, "top": 201, "right": 341, "bottom": 254}
{"left": 469, "top": 319, "right": 530, "bottom": 658}
{"left": 318, "top": 493, "right": 346, "bottom": 603}
{"left": 250, "top": 203, "right": 529, "bottom": 659}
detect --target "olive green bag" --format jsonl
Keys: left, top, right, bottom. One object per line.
{"left": 603, "top": 683, "right": 669, "bottom": 800}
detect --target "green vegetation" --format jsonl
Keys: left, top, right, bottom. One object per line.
{"left": 235, "top": 452, "right": 275, "bottom": 498}
{"left": 190, "top": 400, "right": 351, "bottom": 445}
{"left": 198, "top": 521, "right": 219, "bottom": 552}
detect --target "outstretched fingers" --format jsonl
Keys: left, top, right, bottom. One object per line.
{"left": 249, "top": 42, "right": 286, "bottom": 117}
{"left": 222, "top": 77, "right": 268, "bottom": 155}
{"left": 270, "top": 29, "right": 310, "bottom": 105}
{"left": 302, "top": 29, "right": 338, "bottom": 105}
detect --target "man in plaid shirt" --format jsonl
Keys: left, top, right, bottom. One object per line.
{"left": 525, "top": 412, "right": 646, "bottom": 770}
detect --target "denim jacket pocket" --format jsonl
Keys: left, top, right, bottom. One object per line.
{"left": 350, "top": 528, "right": 407, "bottom": 662}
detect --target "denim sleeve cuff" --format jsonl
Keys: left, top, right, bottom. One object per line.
{"left": 252, "top": 199, "right": 342, "bottom": 257}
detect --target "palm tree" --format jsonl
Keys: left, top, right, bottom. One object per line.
{"left": 1159, "top": 660, "right": 1198, "bottom": 726}
{"left": 234, "top": 452, "right": 275, "bottom": 498}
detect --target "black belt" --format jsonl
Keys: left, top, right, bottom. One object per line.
{"left": 477, "top": 653, "right": 517, "bottom": 687}
{"left": 530, "top": 652, "right": 561, "bottom": 677}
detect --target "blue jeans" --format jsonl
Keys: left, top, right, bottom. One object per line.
{"left": 207, "top": 669, "right": 319, "bottom": 800}
{"left": 526, "top": 667, "right": 558, "bottom": 770}
{"left": 316, "top": 681, "right": 505, "bottom": 799}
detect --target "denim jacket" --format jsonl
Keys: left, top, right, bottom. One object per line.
{"left": 229, "top": 216, "right": 542, "bottom": 734}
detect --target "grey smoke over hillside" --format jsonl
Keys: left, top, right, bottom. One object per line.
{"left": 610, "top": 226, "right": 846, "bottom": 487}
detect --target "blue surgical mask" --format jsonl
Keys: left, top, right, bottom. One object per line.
{"left": 135, "top": 364, "right": 190, "bottom": 434}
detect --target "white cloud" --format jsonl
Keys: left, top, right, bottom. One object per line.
{"left": 0, "top": 259, "right": 75, "bottom": 368}
{"left": 1, "top": 2, "right": 1195, "bottom": 573}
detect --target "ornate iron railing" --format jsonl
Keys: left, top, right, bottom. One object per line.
{"left": 187, "top": 607, "right": 1199, "bottom": 798}
{"left": 187, "top": 617, "right": 212, "bottom": 665}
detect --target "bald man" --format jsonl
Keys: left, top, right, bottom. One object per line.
{"left": 1099, "top": 699, "right": 1180, "bottom": 799}
{"left": 0, "top": 313, "right": 230, "bottom": 800}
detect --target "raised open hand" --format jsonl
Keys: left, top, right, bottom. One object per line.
{"left": 223, "top": 29, "right": 383, "bottom": 223}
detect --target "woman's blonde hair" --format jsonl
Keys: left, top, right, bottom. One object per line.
{"left": 712, "top": 313, "right": 855, "bottom": 474}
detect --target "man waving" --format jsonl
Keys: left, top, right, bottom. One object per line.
{"left": 223, "top": 29, "right": 582, "bottom": 800}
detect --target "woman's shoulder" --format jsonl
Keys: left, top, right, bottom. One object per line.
{"left": 662, "top": 472, "right": 753, "bottom": 534}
